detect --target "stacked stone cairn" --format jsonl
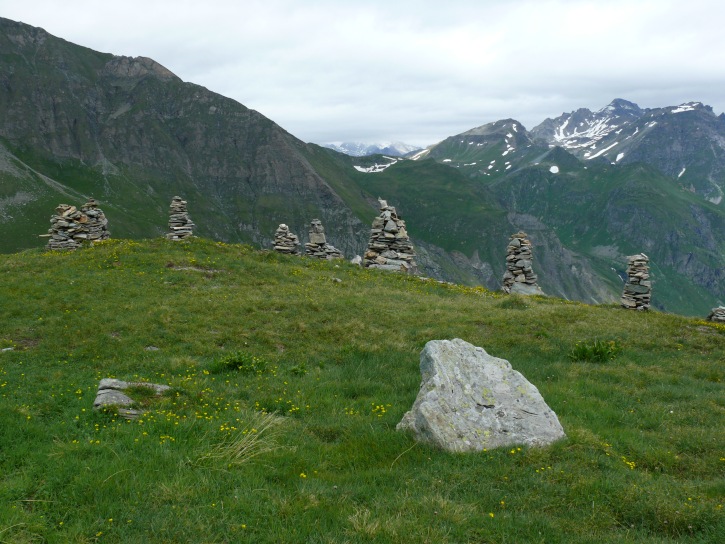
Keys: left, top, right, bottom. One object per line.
{"left": 706, "top": 306, "right": 725, "bottom": 323}
{"left": 44, "top": 198, "right": 110, "bottom": 250}
{"left": 621, "top": 253, "right": 651, "bottom": 310}
{"left": 501, "top": 232, "right": 544, "bottom": 295}
{"left": 304, "top": 219, "right": 343, "bottom": 260}
{"left": 272, "top": 224, "right": 301, "bottom": 254}
{"left": 166, "top": 196, "right": 194, "bottom": 240}
{"left": 80, "top": 198, "right": 110, "bottom": 242}
{"left": 363, "top": 198, "right": 417, "bottom": 273}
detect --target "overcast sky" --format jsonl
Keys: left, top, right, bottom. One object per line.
{"left": 3, "top": 0, "right": 724, "bottom": 146}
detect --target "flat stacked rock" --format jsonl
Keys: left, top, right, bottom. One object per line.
{"left": 166, "top": 196, "right": 194, "bottom": 240}
{"left": 43, "top": 198, "right": 110, "bottom": 249}
{"left": 501, "top": 232, "right": 544, "bottom": 295}
{"left": 621, "top": 253, "right": 651, "bottom": 310}
{"left": 45, "top": 204, "right": 84, "bottom": 250}
{"left": 272, "top": 224, "right": 300, "bottom": 254}
{"left": 363, "top": 199, "right": 417, "bottom": 273}
{"left": 79, "top": 198, "right": 110, "bottom": 242}
{"left": 706, "top": 306, "right": 725, "bottom": 322}
{"left": 304, "top": 219, "right": 343, "bottom": 260}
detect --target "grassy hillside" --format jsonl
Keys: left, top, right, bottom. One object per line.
{"left": 1, "top": 238, "right": 723, "bottom": 543}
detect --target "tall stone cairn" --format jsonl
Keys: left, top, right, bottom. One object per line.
{"left": 304, "top": 219, "right": 343, "bottom": 260}
{"left": 44, "top": 198, "right": 110, "bottom": 250}
{"left": 80, "top": 198, "right": 110, "bottom": 242}
{"left": 501, "top": 232, "right": 544, "bottom": 295}
{"left": 621, "top": 253, "right": 651, "bottom": 310}
{"left": 166, "top": 196, "right": 194, "bottom": 240}
{"left": 706, "top": 306, "right": 725, "bottom": 323}
{"left": 363, "top": 198, "right": 417, "bottom": 274}
{"left": 272, "top": 224, "right": 300, "bottom": 254}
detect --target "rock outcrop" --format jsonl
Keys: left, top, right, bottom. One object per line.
{"left": 397, "top": 339, "right": 566, "bottom": 452}
{"left": 93, "top": 378, "right": 171, "bottom": 419}
{"left": 621, "top": 253, "right": 651, "bottom": 310}
{"left": 43, "top": 198, "right": 110, "bottom": 250}
{"left": 706, "top": 306, "right": 725, "bottom": 322}
{"left": 501, "top": 232, "right": 545, "bottom": 295}
{"left": 304, "top": 219, "right": 343, "bottom": 260}
{"left": 272, "top": 224, "right": 300, "bottom": 254}
{"left": 363, "top": 198, "right": 417, "bottom": 273}
{"left": 166, "top": 196, "right": 194, "bottom": 240}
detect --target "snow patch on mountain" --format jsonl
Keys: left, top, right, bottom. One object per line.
{"left": 585, "top": 141, "right": 619, "bottom": 160}
{"left": 354, "top": 157, "right": 399, "bottom": 173}
{"left": 671, "top": 102, "right": 702, "bottom": 114}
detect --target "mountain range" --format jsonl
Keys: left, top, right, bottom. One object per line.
{"left": 1, "top": 17, "right": 723, "bottom": 316}
{"left": 321, "top": 141, "right": 421, "bottom": 157}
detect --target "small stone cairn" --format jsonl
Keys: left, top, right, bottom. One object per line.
{"left": 501, "top": 232, "right": 544, "bottom": 295}
{"left": 44, "top": 198, "right": 110, "bottom": 250}
{"left": 363, "top": 198, "right": 417, "bottom": 273}
{"left": 621, "top": 253, "right": 651, "bottom": 310}
{"left": 304, "top": 219, "right": 343, "bottom": 260}
{"left": 706, "top": 306, "right": 725, "bottom": 323}
{"left": 166, "top": 196, "right": 194, "bottom": 240}
{"left": 272, "top": 224, "right": 301, "bottom": 254}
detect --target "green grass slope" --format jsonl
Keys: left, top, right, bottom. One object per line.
{"left": 1, "top": 238, "right": 723, "bottom": 543}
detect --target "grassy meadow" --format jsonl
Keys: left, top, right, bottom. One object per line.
{"left": 0, "top": 238, "right": 723, "bottom": 543}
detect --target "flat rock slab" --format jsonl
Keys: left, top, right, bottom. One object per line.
{"left": 509, "top": 282, "right": 546, "bottom": 296}
{"left": 397, "top": 339, "right": 566, "bottom": 452}
{"left": 93, "top": 378, "right": 171, "bottom": 419}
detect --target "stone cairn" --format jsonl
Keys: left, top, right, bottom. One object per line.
{"left": 501, "top": 232, "right": 543, "bottom": 295}
{"left": 43, "top": 198, "right": 110, "bottom": 250}
{"left": 621, "top": 253, "right": 651, "bottom": 310}
{"left": 304, "top": 219, "right": 343, "bottom": 260}
{"left": 363, "top": 198, "right": 417, "bottom": 273}
{"left": 80, "top": 198, "right": 110, "bottom": 242}
{"left": 166, "top": 196, "right": 194, "bottom": 240}
{"left": 706, "top": 306, "right": 725, "bottom": 323}
{"left": 272, "top": 224, "right": 301, "bottom": 255}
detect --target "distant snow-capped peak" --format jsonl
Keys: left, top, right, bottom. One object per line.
{"left": 320, "top": 141, "right": 422, "bottom": 157}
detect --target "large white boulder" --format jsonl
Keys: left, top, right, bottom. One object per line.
{"left": 397, "top": 339, "right": 566, "bottom": 452}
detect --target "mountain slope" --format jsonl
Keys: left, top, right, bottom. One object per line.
{"left": 0, "top": 17, "right": 368, "bottom": 256}
{"left": 418, "top": 106, "right": 725, "bottom": 315}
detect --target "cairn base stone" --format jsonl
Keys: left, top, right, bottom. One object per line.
{"left": 397, "top": 339, "right": 566, "bottom": 452}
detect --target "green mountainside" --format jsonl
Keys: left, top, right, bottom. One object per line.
{"left": 0, "top": 239, "right": 723, "bottom": 543}
{"left": 417, "top": 112, "right": 725, "bottom": 315}
{"left": 1, "top": 17, "right": 723, "bottom": 316}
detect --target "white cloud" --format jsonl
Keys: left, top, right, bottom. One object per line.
{"left": 2, "top": 0, "right": 724, "bottom": 146}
